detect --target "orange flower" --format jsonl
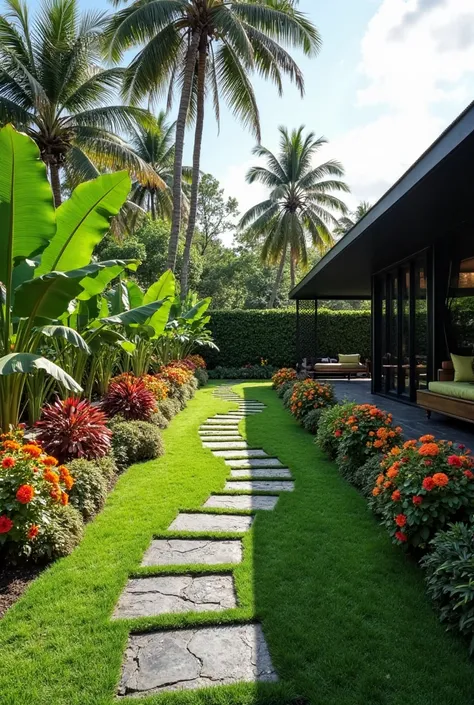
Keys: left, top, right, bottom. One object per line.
{"left": 64, "top": 475, "right": 74, "bottom": 490}
{"left": 60, "top": 492, "right": 69, "bottom": 506}
{"left": 58, "top": 465, "right": 70, "bottom": 480}
{"left": 16, "top": 484, "right": 35, "bottom": 504}
{"left": 376, "top": 474, "right": 385, "bottom": 486}
{"left": 420, "top": 434, "right": 435, "bottom": 443}
{"left": 418, "top": 443, "right": 439, "bottom": 457}
{"left": 403, "top": 440, "right": 417, "bottom": 449}
{"left": 373, "top": 440, "right": 383, "bottom": 449}
{"left": 389, "top": 447, "right": 401, "bottom": 456}
{"left": 22, "top": 444, "right": 42, "bottom": 458}
{"left": 369, "top": 431, "right": 375, "bottom": 437}
{"left": 43, "top": 469, "right": 59, "bottom": 484}
{"left": 2, "top": 440, "right": 20, "bottom": 450}
{"left": 395, "top": 427, "right": 403, "bottom": 434}
{"left": 395, "top": 513, "right": 407, "bottom": 527}
{"left": 50, "top": 487, "right": 61, "bottom": 502}
{"left": 384, "top": 481, "right": 392, "bottom": 489}
{"left": 372, "top": 487, "right": 381, "bottom": 497}
{"left": 432, "top": 472, "right": 449, "bottom": 487}
{"left": 351, "top": 426, "right": 358, "bottom": 432}
{"left": 391, "top": 489, "right": 401, "bottom": 501}
{"left": 27, "top": 525, "right": 39, "bottom": 540}
{"left": 42, "top": 455, "right": 58, "bottom": 467}
{"left": 387, "top": 465, "right": 399, "bottom": 479}
{"left": 1, "top": 456, "right": 15, "bottom": 468}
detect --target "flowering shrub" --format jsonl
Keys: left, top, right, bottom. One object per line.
{"left": 333, "top": 404, "right": 403, "bottom": 481}
{"left": 142, "top": 375, "right": 170, "bottom": 401}
{"left": 35, "top": 397, "right": 112, "bottom": 463}
{"left": 302, "top": 409, "right": 324, "bottom": 434}
{"left": 158, "top": 364, "right": 193, "bottom": 388}
{"left": 316, "top": 403, "right": 357, "bottom": 459}
{"left": 421, "top": 521, "right": 474, "bottom": 652}
{"left": 0, "top": 433, "right": 76, "bottom": 557}
{"left": 370, "top": 436, "right": 474, "bottom": 548}
{"left": 187, "top": 354, "right": 206, "bottom": 369}
{"left": 168, "top": 359, "right": 196, "bottom": 372}
{"left": 289, "top": 379, "right": 334, "bottom": 421}
{"left": 272, "top": 368, "right": 297, "bottom": 389}
{"left": 103, "top": 377, "right": 156, "bottom": 421}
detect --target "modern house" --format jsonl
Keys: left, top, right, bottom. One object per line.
{"left": 290, "top": 101, "right": 474, "bottom": 412}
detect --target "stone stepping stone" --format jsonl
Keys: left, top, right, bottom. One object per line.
{"left": 199, "top": 431, "right": 241, "bottom": 437}
{"left": 225, "top": 481, "right": 295, "bottom": 492}
{"left": 203, "top": 442, "right": 249, "bottom": 450}
{"left": 225, "top": 458, "right": 283, "bottom": 468}
{"left": 113, "top": 575, "right": 236, "bottom": 619}
{"left": 213, "top": 449, "right": 268, "bottom": 459}
{"left": 204, "top": 495, "right": 278, "bottom": 511}
{"left": 230, "top": 468, "right": 292, "bottom": 479}
{"left": 212, "top": 414, "right": 248, "bottom": 419}
{"left": 142, "top": 539, "right": 243, "bottom": 566}
{"left": 199, "top": 436, "right": 243, "bottom": 442}
{"left": 204, "top": 418, "right": 241, "bottom": 425}
{"left": 169, "top": 512, "right": 254, "bottom": 533}
{"left": 118, "top": 623, "right": 277, "bottom": 696}
{"left": 200, "top": 424, "right": 239, "bottom": 430}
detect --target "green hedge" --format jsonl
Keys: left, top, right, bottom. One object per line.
{"left": 204, "top": 309, "right": 371, "bottom": 368}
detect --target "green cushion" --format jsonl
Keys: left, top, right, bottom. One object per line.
{"left": 338, "top": 354, "right": 360, "bottom": 364}
{"left": 450, "top": 353, "right": 474, "bottom": 382}
{"left": 428, "top": 381, "right": 474, "bottom": 402}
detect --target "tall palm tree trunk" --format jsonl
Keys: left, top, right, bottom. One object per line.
{"left": 180, "top": 37, "right": 207, "bottom": 295}
{"left": 268, "top": 243, "right": 287, "bottom": 309}
{"left": 290, "top": 256, "right": 296, "bottom": 290}
{"left": 50, "top": 162, "right": 62, "bottom": 207}
{"left": 166, "top": 30, "right": 201, "bottom": 272}
{"left": 150, "top": 192, "right": 156, "bottom": 220}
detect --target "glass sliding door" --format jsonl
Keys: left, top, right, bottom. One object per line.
{"left": 374, "top": 251, "right": 430, "bottom": 402}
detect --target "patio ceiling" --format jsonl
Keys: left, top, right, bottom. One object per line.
{"left": 291, "top": 100, "right": 474, "bottom": 300}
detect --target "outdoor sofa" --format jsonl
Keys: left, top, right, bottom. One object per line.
{"left": 417, "top": 358, "right": 474, "bottom": 424}
{"left": 303, "top": 354, "right": 371, "bottom": 381}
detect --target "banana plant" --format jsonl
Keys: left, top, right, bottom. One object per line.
{"left": 0, "top": 124, "right": 133, "bottom": 429}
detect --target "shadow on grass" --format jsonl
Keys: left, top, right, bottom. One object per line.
{"left": 241, "top": 382, "right": 474, "bottom": 705}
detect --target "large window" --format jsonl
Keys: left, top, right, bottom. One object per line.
{"left": 373, "top": 252, "right": 429, "bottom": 402}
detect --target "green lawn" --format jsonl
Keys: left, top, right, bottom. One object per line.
{"left": 0, "top": 382, "right": 473, "bottom": 705}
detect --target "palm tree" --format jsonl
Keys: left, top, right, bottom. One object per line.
{"left": 104, "top": 0, "right": 321, "bottom": 281}
{"left": 239, "top": 125, "right": 350, "bottom": 308}
{"left": 334, "top": 200, "right": 372, "bottom": 236}
{"left": 0, "top": 0, "right": 161, "bottom": 206}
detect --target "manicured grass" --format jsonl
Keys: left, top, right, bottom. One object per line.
{"left": 0, "top": 382, "right": 473, "bottom": 705}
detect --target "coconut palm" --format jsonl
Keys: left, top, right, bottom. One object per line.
{"left": 239, "top": 125, "right": 350, "bottom": 308}
{"left": 104, "top": 0, "right": 321, "bottom": 281}
{"left": 0, "top": 0, "right": 161, "bottom": 206}
{"left": 334, "top": 200, "right": 372, "bottom": 236}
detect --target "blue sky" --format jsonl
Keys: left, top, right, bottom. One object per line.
{"left": 26, "top": 0, "right": 474, "bottom": 223}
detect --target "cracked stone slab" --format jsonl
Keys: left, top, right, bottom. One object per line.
{"left": 230, "top": 468, "right": 292, "bottom": 479}
{"left": 202, "top": 442, "right": 249, "bottom": 450}
{"left": 204, "top": 495, "right": 278, "bottom": 511}
{"left": 113, "top": 575, "right": 236, "bottom": 619}
{"left": 118, "top": 623, "right": 277, "bottom": 696}
{"left": 169, "top": 512, "right": 254, "bottom": 532}
{"left": 225, "top": 481, "right": 295, "bottom": 492}
{"left": 225, "top": 458, "right": 284, "bottom": 468}
{"left": 142, "top": 539, "right": 243, "bottom": 566}
{"left": 213, "top": 449, "right": 268, "bottom": 459}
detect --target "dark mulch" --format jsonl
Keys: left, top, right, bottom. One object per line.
{"left": 0, "top": 564, "right": 44, "bottom": 618}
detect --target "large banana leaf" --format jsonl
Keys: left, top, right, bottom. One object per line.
{"left": 37, "top": 325, "right": 91, "bottom": 354}
{"left": 35, "top": 171, "right": 132, "bottom": 276}
{"left": 181, "top": 297, "right": 211, "bottom": 321}
{"left": 77, "top": 260, "right": 139, "bottom": 300}
{"left": 101, "top": 299, "right": 170, "bottom": 327}
{"left": 126, "top": 279, "right": 144, "bottom": 310}
{"left": 143, "top": 270, "right": 175, "bottom": 305}
{"left": 13, "top": 260, "right": 133, "bottom": 321}
{"left": 0, "top": 353, "right": 82, "bottom": 392}
{"left": 0, "top": 125, "right": 55, "bottom": 289}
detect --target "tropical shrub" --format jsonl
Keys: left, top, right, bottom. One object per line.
{"left": 188, "top": 376, "right": 199, "bottom": 391}
{"left": 334, "top": 404, "right": 403, "bottom": 481}
{"left": 142, "top": 375, "right": 170, "bottom": 401}
{"left": 103, "top": 377, "right": 156, "bottom": 421}
{"left": 302, "top": 409, "right": 324, "bottom": 434}
{"left": 272, "top": 368, "right": 297, "bottom": 389}
{"left": 369, "top": 436, "right": 474, "bottom": 548}
{"left": 68, "top": 459, "right": 108, "bottom": 521}
{"left": 30, "top": 504, "right": 84, "bottom": 561}
{"left": 194, "top": 367, "right": 209, "bottom": 387}
{"left": 159, "top": 364, "right": 193, "bottom": 388}
{"left": 0, "top": 435, "right": 75, "bottom": 558}
{"left": 282, "top": 386, "right": 295, "bottom": 409}
{"left": 316, "top": 402, "right": 357, "bottom": 459}
{"left": 289, "top": 379, "right": 334, "bottom": 421}
{"left": 110, "top": 419, "right": 164, "bottom": 468}
{"left": 150, "top": 410, "right": 169, "bottom": 429}
{"left": 277, "top": 380, "right": 295, "bottom": 399}
{"left": 422, "top": 522, "right": 474, "bottom": 652}
{"left": 187, "top": 355, "right": 206, "bottom": 369}
{"left": 35, "top": 397, "right": 112, "bottom": 463}
{"left": 95, "top": 454, "right": 118, "bottom": 485}
{"left": 353, "top": 454, "right": 386, "bottom": 498}
{"left": 158, "top": 398, "right": 181, "bottom": 421}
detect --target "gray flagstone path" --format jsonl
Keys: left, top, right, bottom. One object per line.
{"left": 115, "top": 385, "right": 293, "bottom": 697}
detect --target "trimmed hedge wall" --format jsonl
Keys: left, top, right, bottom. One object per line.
{"left": 204, "top": 309, "right": 371, "bottom": 369}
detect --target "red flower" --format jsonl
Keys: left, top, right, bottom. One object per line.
{"left": 447, "top": 454, "right": 463, "bottom": 468}
{"left": 1, "top": 456, "right": 15, "bottom": 469}
{"left": 391, "top": 490, "right": 401, "bottom": 501}
{"left": 412, "top": 495, "right": 423, "bottom": 505}
{"left": 27, "top": 525, "right": 39, "bottom": 540}
{"left": 432, "top": 472, "right": 449, "bottom": 487}
{"left": 16, "top": 484, "right": 35, "bottom": 504}
{"left": 464, "top": 470, "right": 474, "bottom": 480}
{"left": 395, "top": 514, "right": 407, "bottom": 527}
{"left": 334, "top": 430, "right": 342, "bottom": 437}
{"left": 422, "top": 476, "right": 435, "bottom": 491}
{"left": 395, "top": 531, "right": 408, "bottom": 542}
{"left": 0, "top": 515, "right": 13, "bottom": 533}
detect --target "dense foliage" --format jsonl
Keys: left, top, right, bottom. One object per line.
{"left": 272, "top": 368, "right": 298, "bottom": 388}
{"left": 289, "top": 379, "right": 334, "bottom": 420}
{"left": 204, "top": 309, "right": 371, "bottom": 368}
{"left": 103, "top": 378, "right": 157, "bottom": 421}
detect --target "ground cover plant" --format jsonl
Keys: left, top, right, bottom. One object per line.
{"left": 1, "top": 383, "right": 474, "bottom": 705}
